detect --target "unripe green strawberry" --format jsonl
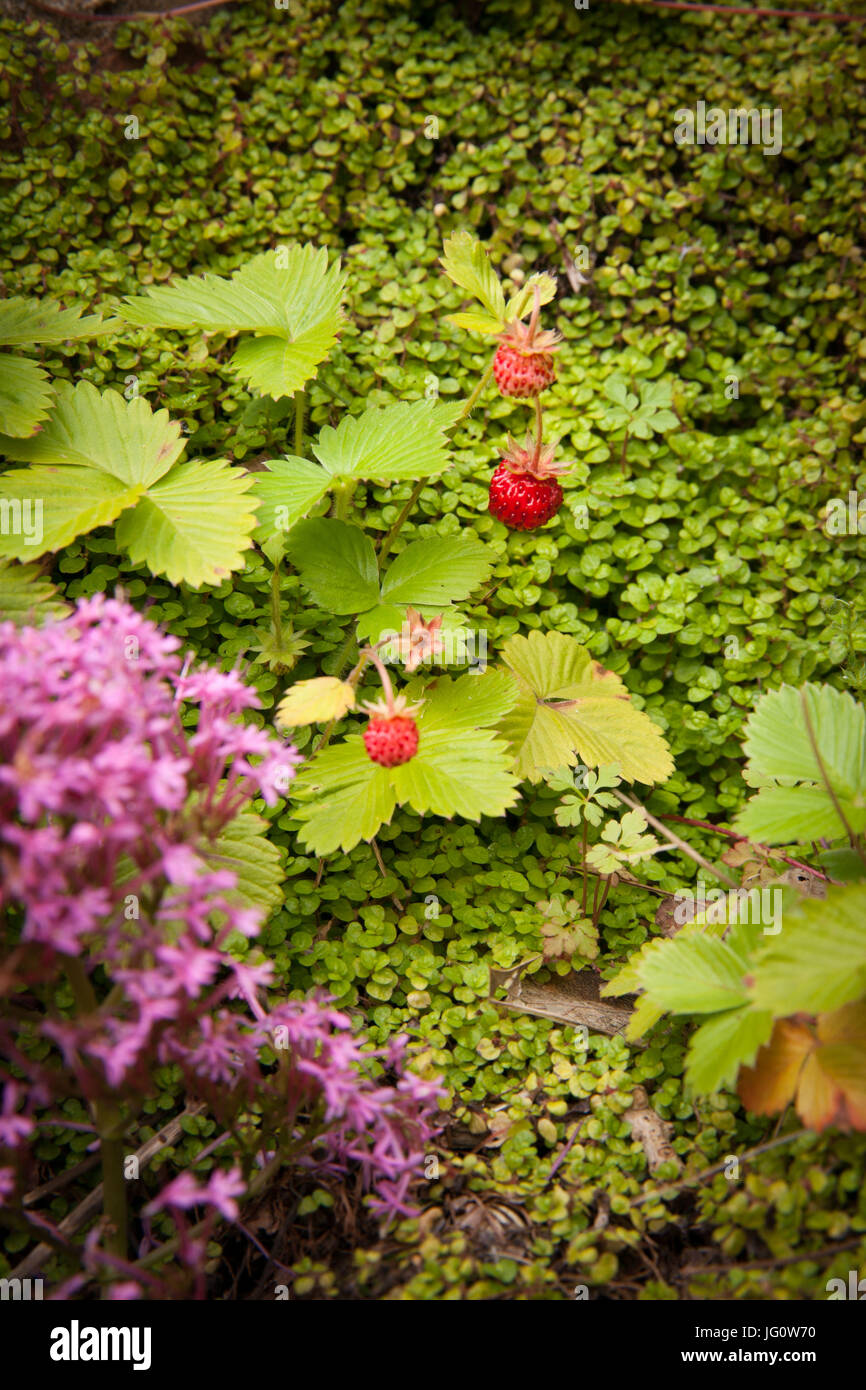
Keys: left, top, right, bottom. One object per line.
{"left": 493, "top": 290, "right": 561, "bottom": 399}
{"left": 493, "top": 339, "right": 558, "bottom": 398}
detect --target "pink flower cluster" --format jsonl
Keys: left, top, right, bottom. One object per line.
{"left": 0, "top": 598, "right": 441, "bottom": 1291}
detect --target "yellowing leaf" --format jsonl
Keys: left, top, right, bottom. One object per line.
{"left": 497, "top": 631, "right": 674, "bottom": 784}
{"left": 738, "top": 1018, "right": 813, "bottom": 1116}
{"left": 276, "top": 677, "right": 356, "bottom": 727}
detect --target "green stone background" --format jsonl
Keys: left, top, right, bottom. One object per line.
{"left": 2, "top": 0, "right": 865, "bottom": 1298}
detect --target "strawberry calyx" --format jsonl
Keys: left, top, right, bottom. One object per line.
{"left": 500, "top": 432, "right": 570, "bottom": 482}
{"left": 498, "top": 284, "right": 562, "bottom": 358}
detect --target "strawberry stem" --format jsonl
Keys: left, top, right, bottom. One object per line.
{"left": 533, "top": 397, "right": 543, "bottom": 468}
{"left": 362, "top": 647, "right": 397, "bottom": 713}
{"left": 527, "top": 282, "right": 541, "bottom": 342}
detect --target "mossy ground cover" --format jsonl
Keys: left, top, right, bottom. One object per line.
{"left": 2, "top": 0, "right": 866, "bottom": 1299}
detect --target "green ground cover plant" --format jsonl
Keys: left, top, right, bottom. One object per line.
{"left": 1, "top": 0, "right": 865, "bottom": 1303}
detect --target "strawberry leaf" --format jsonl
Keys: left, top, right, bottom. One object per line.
{"left": 312, "top": 399, "right": 459, "bottom": 481}
{"left": 122, "top": 246, "right": 346, "bottom": 399}
{"left": 284, "top": 519, "right": 379, "bottom": 614}
{"left": 440, "top": 230, "right": 506, "bottom": 322}
{"left": 497, "top": 630, "right": 674, "bottom": 784}
{"left": 276, "top": 677, "right": 356, "bottom": 728}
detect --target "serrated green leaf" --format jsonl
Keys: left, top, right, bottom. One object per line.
{"left": 0, "top": 466, "right": 141, "bottom": 560}
{"left": 0, "top": 381, "right": 185, "bottom": 488}
{"left": 284, "top": 518, "right": 379, "bottom": 614}
{"left": 0, "top": 558, "right": 68, "bottom": 625}
{"left": 389, "top": 721, "right": 519, "bottom": 821}
{"left": 115, "top": 458, "right": 258, "bottom": 587}
{"left": 276, "top": 677, "right": 356, "bottom": 727}
{"left": 504, "top": 273, "right": 558, "bottom": 321}
{"left": 497, "top": 631, "right": 674, "bottom": 784}
{"left": 381, "top": 535, "right": 492, "bottom": 606}
{"left": 312, "top": 400, "right": 459, "bottom": 481}
{"left": 0, "top": 354, "right": 53, "bottom": 438}
{"left": 250, "top": 456, "right": 331, "bottom": 547}
{"left": 291, "top": 684, "right": 520, "bottom": 854}
{"left": 122, "top": 246, "right": 345, "bottom": 399}
{"left": 734, "top": 683, "right": 866, "bottom": 845}
{"left": 750, "top": 884, "right": 866, "bottom": 1016}
{"left": 735, "top": 785, "right": 866, "bottom": 845}
{"left": 446, "top": 311, "right": 504, "bottom": 335}
{"left": 0, "top": 296, "right": 114, "bottom": 346}
{"left": 637, "top": 934, "right": 751, "bottom": 1014}
{"left": 685, "top": 1007, "right": 775, "bottom": 1094}
{"left": 292, "top": 739, "right": 398, "bottom": 855}
{"left": 204, "top": 810, "right": 284, "bottom": 918}
{"left": 440, "top": 230, "right": 506, "bottom": 321}
{"left": 408, "top": 670, "right": 519, "bottom": 732}
{"left": 740, "top": 683, "right": 866, "bottom": 794}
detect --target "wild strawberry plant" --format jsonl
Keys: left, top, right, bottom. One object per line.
{"left": 604, "top": 682, "right": 866, "bottom": 1132}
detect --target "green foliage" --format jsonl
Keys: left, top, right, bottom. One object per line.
{"left": 204, "top": 810, "right": 285, "bottom": 918}
{"left": 291, "top": 671, "right": 520, "bottom": 854}
{"left": 0, "top": 557, "right": 67, "bottom": 624}
{"left": 284, "top": 518, "right": 492, "bottom": 632}
{"left": 0, "top": 295, "right": 115, "bottom": 436}
{"left": 251, "top": 399, "right": 461, "bottom": 559}
{"left": 122, "top": 246, "right": 346, "bottom": 398}
{"left": 3, "top": 0, "right": 866, "bottom": 1301}
{"left": 734, "top": 683, "right": 866, "bottom": 845}
{"left": 497, "top": 630, "right": 674, "bottom": 784}
{"left": 0, "top": 382, "right": 258, "bottom": 585}
{"left": 585, "top": 806, "right": 660, "bottom": 874}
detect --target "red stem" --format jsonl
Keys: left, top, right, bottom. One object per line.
{"left": 659, "top": 813, "right": 833, "bottom": 882}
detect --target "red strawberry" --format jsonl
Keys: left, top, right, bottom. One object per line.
{"left": 362, "top": 695, "right": 420, "bottom": 767}
{"left": 492, "top": 287, "right": 561, "bottom": 399}
{"left": 488, "top": 435, "right": 567, "bottom": 531}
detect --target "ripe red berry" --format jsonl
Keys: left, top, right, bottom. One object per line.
{"left": 363, "top": 713, "right": 419, "bottom": 768}
{"left": 493, "top": 341, "right": 557, "bottom": 399}
{"left": 487, "top": 435, "right": 567, "bottom": 531}
{"left": 489, "top": 464, "right": 563, "bottom": 530}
